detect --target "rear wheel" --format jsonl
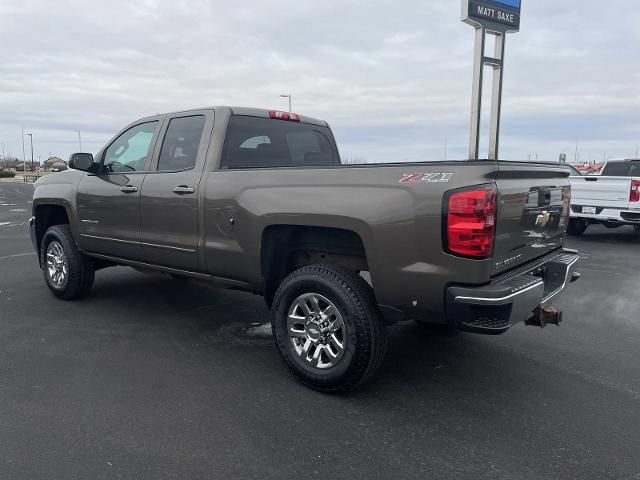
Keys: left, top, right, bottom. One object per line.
{"left": 41, "top": 225, "right": 95, "bottom": 300}
{"left": 567, "top": 218, "right": 588, "bottom": 236}
{"left": 634, "top": 225, "right": 640, "bottom": 232}
{"left": 271, "top": 265, "right": 387, "bottom": 393}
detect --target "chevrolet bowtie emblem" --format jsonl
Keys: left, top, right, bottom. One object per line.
{"left": 535, "top": 211, "right": 551, "bottom": 228}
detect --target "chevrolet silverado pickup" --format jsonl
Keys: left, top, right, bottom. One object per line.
{"left": 568, "top": 159, "right": 640, "bottom": 235}
{"left": 30, "top": 107, "right": 580, "bottom": 392}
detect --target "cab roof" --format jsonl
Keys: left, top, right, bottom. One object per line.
{"left": 140, "top": 106, "right": 329, "bottom": 127}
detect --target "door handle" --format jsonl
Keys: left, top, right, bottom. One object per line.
{"left": 120, "top": 185, "right": 138, "bottom": 193}
{"left": 173, "top": 186, "right": 195, "bottom": 195}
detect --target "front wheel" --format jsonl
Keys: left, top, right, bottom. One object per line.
{"left": 41, "top": 225, "right": 95, "bottom": 300}
{"left": 567, "top": 218, "right": 588, "bottom": 236}
{"left": 271, "top": 265, "right": 387, "bottom": 393}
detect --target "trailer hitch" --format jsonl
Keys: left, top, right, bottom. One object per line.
{"left": 526, "top": 305, "right": 563, "bottom": 328}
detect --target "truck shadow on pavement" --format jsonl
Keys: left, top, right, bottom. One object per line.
{"left": 85, "top": 268, "right": 529, "bottom": 398}
{"left": 569, "top": 226, "right": 640, "bottom": 245}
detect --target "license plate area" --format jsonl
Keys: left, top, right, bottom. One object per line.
{"left": 582, "top": 206, "right": 597, "bottom": 214}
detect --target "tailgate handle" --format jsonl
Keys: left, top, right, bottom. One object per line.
{"left": 173, "top": 186, "right": 195, "bottom": 195}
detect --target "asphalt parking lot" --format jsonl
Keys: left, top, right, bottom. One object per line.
{"left": 1, "top": 181, "right": 639, "bottom": 480}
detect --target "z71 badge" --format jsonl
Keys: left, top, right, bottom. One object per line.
{"left": 399, "top": 172, "right": 454, "bottom": 184}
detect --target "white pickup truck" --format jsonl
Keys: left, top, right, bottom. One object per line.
{"left": 568, "top": 159, "right": 640, "bottom": 235}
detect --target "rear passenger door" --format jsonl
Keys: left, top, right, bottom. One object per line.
{"left": 139, "top": 111, "right": 214, "bottom": 271}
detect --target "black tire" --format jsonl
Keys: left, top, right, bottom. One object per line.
{"left": 41, "top": 224, "right": 95, "bottom": 300}
{"left": 567, "top": 218, "right": 588, "bottom": 236}
{"left": 634, "top": 225, "right": 640, "bottom": 233}
{"left": 271, "top": 265, "right": 387, "bottom": 393}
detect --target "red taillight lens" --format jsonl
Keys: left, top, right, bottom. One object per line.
{"left": 269, "top": 110, "right": 301, "bottom": 122}
{"left": 445, "top": 185, "right": 497, "bottom": 258}
{"left": 630, "top": 180, "right": 640, "bottom": 203}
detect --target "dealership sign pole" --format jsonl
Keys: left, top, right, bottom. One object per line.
{"left": 463, "top": 0, "right": 521, "bottom": 160}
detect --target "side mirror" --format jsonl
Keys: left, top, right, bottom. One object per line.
{"left": 69, "top": 153, "right": 95, "bottom": 172}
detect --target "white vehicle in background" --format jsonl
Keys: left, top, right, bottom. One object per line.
{"left": 568, "top": 159, "right": 640, "bottom": 235}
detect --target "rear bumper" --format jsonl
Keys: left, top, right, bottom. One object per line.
{"left": 571, "top": 207, "right": 640, "bottom": 224}
{"left": 446, "top": 249, "right": 580, "bottom": 334}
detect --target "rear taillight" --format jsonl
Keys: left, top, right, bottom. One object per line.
{"left": 445, "top": 185, "right": 497, "bottom": 258}
{"left": 269, "top": 110, "right": 301, "bottom": 122}
{"left": 630, "top": 180, "right": 640, "bottom": 203}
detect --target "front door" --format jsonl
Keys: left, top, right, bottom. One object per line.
{"left": 139, "top": 112, "right": 213, "bottom": 271}
{"left": 77, "top": 119, "right": 162, "bottom": 259}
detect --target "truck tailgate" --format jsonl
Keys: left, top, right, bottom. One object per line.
{"left": 491, "top": 162, "right": 571, "bottom": 276}
{"left": 570, "top": 176, "right": 633, "bottom": 207}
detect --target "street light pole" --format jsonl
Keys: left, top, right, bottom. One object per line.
{"left": 280, "top": 94, "right": 292, "bottom": 112}
{"left": 76, "top": 130, "right": 83, "bottom": 151}
{"left": 28, "top": 133, "right": 34, "bottom": 172}
{"left": 22, "top": 126, "right": 27, "bottom": 175}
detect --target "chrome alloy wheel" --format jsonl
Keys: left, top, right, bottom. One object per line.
{"left": 46, "top": 241, "right": 68, "bottom": 288}
{"left": 287, "top": 293, "right": 347, "bottom": 370}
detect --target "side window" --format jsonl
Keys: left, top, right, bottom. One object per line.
{"left": 103, "top": 122, "right": 158, "bottom": 173}
{"left": 157, "top": 116, "right": 207, "bottom": 172}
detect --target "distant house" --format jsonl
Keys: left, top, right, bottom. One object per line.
{"left": 14, "top": 161, "right": 41, "bottom": 172}
{"left": 1, "top": 159, "right": 21, "bottom": 172}
{"left": 44, "top": 157, "right": 67, "bottom": 172}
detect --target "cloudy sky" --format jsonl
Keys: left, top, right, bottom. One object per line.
{"left": 0, "top": 0, "right": 638, "bottom": 164}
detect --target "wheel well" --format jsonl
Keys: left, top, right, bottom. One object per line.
{"left": 35, "top": 204, "right": 70, "bottom": 252}
{"left": 261, "top": 225, "right": 369, "bottom": 307}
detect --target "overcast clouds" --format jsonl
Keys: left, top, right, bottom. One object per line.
{"left": 0, "top": 0, "right": 638, "bottom": 163}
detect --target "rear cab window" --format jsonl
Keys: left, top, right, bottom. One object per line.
{"left": 221, "top": 116, "right": 340, "bottom": 169}
{"left": 601, "top": 161, "right": 640, "bottom": 177}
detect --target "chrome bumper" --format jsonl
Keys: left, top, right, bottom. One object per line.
{"left": 446, "top": 249, "right": 580, "bottom": 334}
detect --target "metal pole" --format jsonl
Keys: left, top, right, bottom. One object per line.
{"left": 468, "top": 27, "right": 485, "bottom": 160}
{"left": 28, "top": 134, "right": 34, "bottom": 171}
{"left": 77, "top": 130, "right": 83, "bottom": 151}
{"left": 22, "top": 127, "right": 27, "bottom": 174}
{"left": 488, "top": 32, "right": 506, "bottom": 160}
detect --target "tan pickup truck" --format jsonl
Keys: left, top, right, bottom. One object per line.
{"left": 30, "top": 107, "right": 580, "bottom": 391}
